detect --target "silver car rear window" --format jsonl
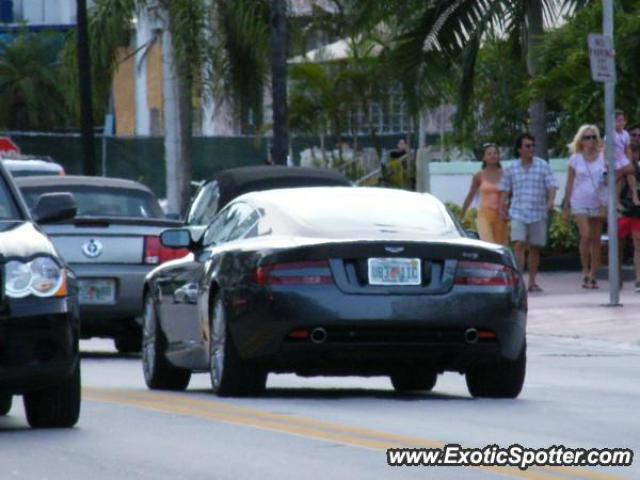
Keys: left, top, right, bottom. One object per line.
{"left": 21, "top": 186, "right": 164, "bottom": 219}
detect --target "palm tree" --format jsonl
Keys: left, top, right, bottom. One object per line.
{"left": 61, "top": 0, "right": 207, "bottom": 214}
{"left": 63, "top": 0, "right": 279, "bottom": 212}
{"left": 0, "top": 32, "right": 69, "bottom": 131}
{"left": 357, "top": 0, "right": 592, "bottom": 159}
{"left": 210, "top": 0, "right": 270, "bottom": 133}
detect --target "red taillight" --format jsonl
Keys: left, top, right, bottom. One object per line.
{"left": 454, "top": 261, "right": 516, "bottom": 287}
{"left": 143, "top": 236, "right": 189, "bottom": 265}
{"left": 478, "top": 330, "right": 497, "bottom": 340}
{"left": 252, "top": 260, "right": 334, "bottom": 286}
{"left": 287, "top": 328, "right": 310, "bottom": 339}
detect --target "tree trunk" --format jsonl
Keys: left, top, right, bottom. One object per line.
{"left": 526, "top": 0, "right": 548, "bottom": 160}
{"left": 270, "top": 0, "right": 289, "bottom": 165}
{"left": 76, "top": 0, "right": 96, "bottom": 176}
{"left": 162, "top": 28, "right": 192, "bottom": 216}
{"left": 176, "top": 70, "right": 193, "bottom": 213}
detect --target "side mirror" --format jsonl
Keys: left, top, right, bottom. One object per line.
{"left": 32, "top": 193, "right": 77, "bottom": 224}
{"left": 160, "top": 228, "right": 192, "bottom": 249}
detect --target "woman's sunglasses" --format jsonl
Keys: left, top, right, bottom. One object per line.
{"left": 582, "top": 135, "right": 597, "bottom": 141}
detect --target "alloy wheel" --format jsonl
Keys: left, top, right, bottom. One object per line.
{"left": 209, "top": 299, "right": 226, "bottom": 391}
{"left": 142, "top": 297, "right": 156, "bottom": 382}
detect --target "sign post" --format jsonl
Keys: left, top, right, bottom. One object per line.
{"left": 589, "top": 1, "right": 620, "bottom": 306}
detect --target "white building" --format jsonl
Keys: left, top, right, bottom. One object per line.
{"left": 7, "top": 0, "right": 94, "bottom": 25}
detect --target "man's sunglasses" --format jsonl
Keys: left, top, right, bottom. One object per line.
{"left": 522, "top": 143, "right": 535, "bottom": 149}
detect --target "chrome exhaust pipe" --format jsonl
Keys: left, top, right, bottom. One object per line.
{"left": 464, "top": 328, "right": 479, "bottom": 344}
{"left": 310, "top": 327, "right": 328, "bottom": 344}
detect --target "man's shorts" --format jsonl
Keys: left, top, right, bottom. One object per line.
{"left": 618, "top": 216, "right": 640, "bottom": 238}
{"left": 511, "top": 218, "right": 548, "bottom": 247}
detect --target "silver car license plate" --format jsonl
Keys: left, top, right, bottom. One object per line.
{"left": 368, "top": 258, "right": 421, "bottom": 286}
{"left": 79, "top": 279, "right": 116, "bottom": 304}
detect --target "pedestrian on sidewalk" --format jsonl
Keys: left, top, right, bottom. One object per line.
{"left": 628, "top": 123, "right": 640, "bottom": 148}
{"left": 460, "top": 143, "right": 508, "bottom": 245}
{"left": 618, "top": 143, "right": 640, "bottom": 292}
{"left": 499, "top": 133, "right": 558, "bottom": 292}
{"left": 607, "top": 111, "right": 638, "bottom": 208}
{"left": 562, "top": 125, "right": 606, "bottom": 289}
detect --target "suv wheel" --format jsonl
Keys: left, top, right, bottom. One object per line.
{"left": 390, "top": 371, "right": 437, "bottom": 392}
{"left": 23, "top": 362, "right": 81, "bottom": 428}
{"left": 142, "top": 295, "right": 191, "bottom": 390}
{"left": 466, "top": 344, "right": 526, "bottom": 399}
{"left": 0, "top": 394, "right": 12, "bottom": 416}
{"left": 209, "top": 295, "right": 267, "bottom": 397}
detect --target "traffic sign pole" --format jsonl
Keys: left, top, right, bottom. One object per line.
{"left": 603, "top": 0, "right": 620, "bottom": 306}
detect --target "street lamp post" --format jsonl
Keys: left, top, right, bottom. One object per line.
{"left": 270, "top": 0, "right": 289, "bottom": 166}
{"left": 76, "top": 0, "right": 97, "bottom": 176}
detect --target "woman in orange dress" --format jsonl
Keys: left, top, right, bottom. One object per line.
{"left": 461, "top": 143, "right": 508, "bottom": 245}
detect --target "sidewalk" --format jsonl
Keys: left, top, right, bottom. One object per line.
{"left": 527, "top": 272, "right": 640, "bottom": 347}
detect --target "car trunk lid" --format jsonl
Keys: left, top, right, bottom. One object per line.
{"left": 41, "top": 218, "right": 183, "bottom": 265}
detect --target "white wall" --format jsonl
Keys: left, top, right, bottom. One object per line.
{"left": 431, "top": 172, "right": 568, "bottom": 208}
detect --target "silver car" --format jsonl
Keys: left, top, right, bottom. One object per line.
{"left": 16, "top": 176, "right": 184, "bottom": 353}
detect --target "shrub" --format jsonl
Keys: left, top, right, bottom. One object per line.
{"left": 544, "top": 209, "right": 580, "bottom": 255}
{"left": 445, "top": 202, "right": 477, "bottom": 231}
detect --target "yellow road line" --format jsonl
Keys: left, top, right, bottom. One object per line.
{"left": 85, "top": 388, "right": 443, "bottom": 447}
{"left": 83, "top": 388, "right": 627, "bottom": 480}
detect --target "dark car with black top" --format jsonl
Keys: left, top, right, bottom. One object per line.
{"left": 0, "top": 162, "right": 80, "bottom": 428}
{"left": 185, "top": 166, "right": 352, "bottom": 227}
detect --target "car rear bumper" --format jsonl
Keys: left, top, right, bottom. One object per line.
{"left": 271, "top": 341, "right": 505, "bottom": 376}
{"left": 0, "top": 300, "right": 79, "bottom": 394}
{"left": 226, "top": 285, "right": 526, "bottom": 374}
{"left": 71, "top": 263, "right": 153, "bottom": 337}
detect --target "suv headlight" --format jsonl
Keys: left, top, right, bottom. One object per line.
{"left": 4, "top": 257, "right": 67, "bottom": 298}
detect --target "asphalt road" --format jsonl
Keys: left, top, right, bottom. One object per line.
{"left": 1, "top": 335, "right": 638, "bottom": 480}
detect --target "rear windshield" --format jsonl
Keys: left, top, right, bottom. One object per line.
{"left": 21, "top": 186, "right": 165, "bottom": 219}
{"left": 0, "top": 175, "right": 21, "bottom": 220}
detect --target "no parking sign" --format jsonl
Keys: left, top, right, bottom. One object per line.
{"left": 0, "top": 137, "right": 20, "bottom": 154}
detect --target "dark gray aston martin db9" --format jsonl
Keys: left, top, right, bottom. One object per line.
{"left": 0, "top": 163, "right": 80, "bottom": 428}
{"left": 142, "top": 187, "right": 527, "bottom": 398}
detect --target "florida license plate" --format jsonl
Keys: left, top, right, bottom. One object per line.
{"left": 79, "top": 279, "right": 116, "bottom": 304}
{"left": 367, "top": 258, "right": 421, "bottom": 286}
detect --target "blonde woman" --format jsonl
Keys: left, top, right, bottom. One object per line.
{"left": 461, "top": 143, "right": 508, "bottom": 245}
{"left": 562, "top": 125, "right": 607, "bottom": 288}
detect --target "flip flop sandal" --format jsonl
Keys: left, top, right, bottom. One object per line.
{"left": 590, "top": 278, "right": 599, "bottom": 289}
{"left": 582, "top": 276, "right": 591, "bottom": 289}
{"left": 528, "top": 284, "right": 543, "bottom": 293}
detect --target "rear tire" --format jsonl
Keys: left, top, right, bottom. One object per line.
{"left": 466, "top": 344, "right": 526, "bottom": 399}
{"left": 23, "top": 362, "right": 81, "bottom": 428}
{"left": 114, "top": 330, "right": 142, "bottom": 354}
{"left": 141, "top": 295, "right": 191, "bottom": 390}
{"left": 209, "top": 295, "right": 267, "bottom": 397}
{"left": 0, "top": 394, "right": 12, "bottom": 416}
{"left": 390, "top": 371, "right": 437, "bottom": 392}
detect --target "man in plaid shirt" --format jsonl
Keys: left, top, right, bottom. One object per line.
{"left": 499, "top": 133, "right": 558, "bottom": 292}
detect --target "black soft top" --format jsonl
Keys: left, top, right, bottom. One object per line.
{"left": 212, "top": 166, "right": 351, "bottom": 208}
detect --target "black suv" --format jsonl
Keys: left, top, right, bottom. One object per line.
{"left": 0, "top": 162, "right": 80, "bottom": 428}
